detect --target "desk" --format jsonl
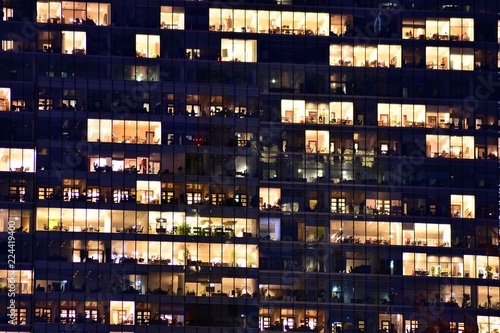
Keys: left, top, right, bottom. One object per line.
{"left": 149, "top": 259, "right": 171, "bottom": 265}
{"left": 156, "top": 227, "right": 167, "bottom": 234}
{"left": 414, "top": 269, "right": 429, "bottom": 276}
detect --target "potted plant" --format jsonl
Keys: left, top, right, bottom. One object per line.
{"left": 185, "top": 286, "right": 195, "bottom": 296}
{"left": 176, "top": 222, "right": 191, "bottom": 235}
{"left": 486, "top": 265, "right": 493, "bottom": 279}
{"left": 230, "top": 250, "right": 236, "bottom": 267}
{"left": 430, "top": 265, "right": 436, "bottom": 276}
{"left": 184, "top": 249, "right": 191, "bottom": 265}
{"left": 247, "top": 255, "right": 257, "bottom": 268}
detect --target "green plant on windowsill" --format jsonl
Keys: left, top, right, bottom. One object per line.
{"left": 176, "top": 222, "right": 191, "bottom": 235}
{"left": 486, "top": 265, "right": 493, "bottom": 279}
{"left": 247, "top": 255, "right": 256, "bottom": 268}
{"left": 185, "top": 286, "right": 195, "bottom": 296}
{"left": 230, "top": 250, "right": 236, "bottom": 266}
{"left": 177, "top": 249, "right": 190, "bottom": 265}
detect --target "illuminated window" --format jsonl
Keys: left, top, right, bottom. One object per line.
{"left": 451, "top": 194, "right": 475, "bottom": 218}
{"left": 3, "top": 7, "right": 14, "bottom": 21}
{"left": 426, "top": 135, "right": 474, "bottom": 159}
{"left": 35, "top": 308, "right": 51, "bottom": 322}
{"left": 60, "top": 309, "right": 76, "bottom": 324}
{"left": 37, "top": 1, "right": 110, "bottom": 25}
{"left": 38, "top": 187, "right": 54, "bottom": 200}
{"left": 426, "top": 47, "right": 473, "bottom": 70}
{"left": 0, "top": 270, "right": 33, "bottom": 294}
{"left": 186, "top": 192, "right": 202, "bottom": 205}
{"left": 377, "top": 103, "right": 426, "bottom": 127}
{"left": 402, "top": 18, "right": 425, "bottom": 39}
{"left": 280, "top": 100, "right": 352, "bottom": 125}
{"left": 136, "top": 34, "right": 160, "bottom": 58}
{"left": 136, "top": 181, "right": 161, "bottom": 204}
{"left": 425, "top": 18, "right": 473, "bottom": 41}
{"left": 110, "top": 301, "right": 135, "bottom": 325}
{"left": 330, "top": 102, "right": 353, "bottom": 125}
{"left": 449, "top": 48, "right": 474, "bottom": 70}
{"left": 330, "top": 198, "right": 346, "bottom": 213}
{"left": 160, "top": 6, "right": 184, "bottom": 29}
{"left": 85, "top": 310, "right": 99, "bottom": 323}
{"left": 10, "top": 186, "right": 26, "bottom": 202}
{"left": 478, "top": 315, "right": 500, "bottom": 333}
{"left": 467, "top": 255, "right": 500, "bottom": 279}
{"left": 1, "top": 40, "right": 13, "bottom": 51}
{"left": 330, "top": 14, "right": 352, "bottom": 36}
{"left": 259, "top": 217, "right": 280, "bottom": 241}
{"left": 86, "top": 188, "right": 100, "bottom": 202}
{"left": 260, "top": 316, "right": 271, "bottom": 330}
{"left": 136, "top": 310, "right": 151, "bottom": 325}
{"left": 87, "top": 119, "right": 161, "bottom": 144}
{"left": 330, "top": 44, "right": 401, "bottom": 68}
{"left": 0, "top": 88, "right": 11, "bottom": 111}
{"left": 114, "top": 189, "right": 131, "bottom": 203}
{"left": 221, "top": 39, "right": 256, "bottom": 62}
{"left": 0, "top": 148, "right": 35, "bottom": 172}
{"left": 63, "top": 187, "right": 80, "bottom": 201}
{"left": 13, "top": 308, "right": 27, "bottom": 325}
{"left": 402, "top": 223, "right": 450, "bottom": 248}
{"left": 234, "top": 194, "right": 247, "bottom": 207}
{"left": 209, "top": 9, "right": 329, "bottom": 36}
{"left": 403, "top": 253, "right": 465, "bottom": 280}
{"left": 62, "top": 31, "right": 86, "bottom": 55}
{"left": 305, "top": 130, "right": 329, "bottom": 153}
{"left": 498, "top": 20, "right": 500, "bottom": 42}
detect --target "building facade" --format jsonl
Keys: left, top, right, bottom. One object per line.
{"left": 0, "top": 0, "right": 499, "bottom": 332}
